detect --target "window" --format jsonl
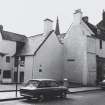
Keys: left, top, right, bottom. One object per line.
{"left": 97, "top": 29, "right": 101, "bottom": 35}
{"left": 20, "top": 56, "right": 25, "bottom": 61}
{"left": 20, "top": 56, "right": 25, "bottom": 67}
{"left": 20, "top": 72, "right": 24, "bottom": 83}
{"left": 6, "top": 56, "right": 10, "bottom": 63}
{"left": 3, "top": 70, "right": 11, "bottom": 78}
{"left": 100, "top": 40, "right": 102, "bottom": 49}
{"left": 14, "top": 56, "right": 19, "bottom": 67}
{"left": 39, "top": 69, "right": 42, "bottom": 72}
{"left": 0, "top": 69, "right": 1, "bottom": 75}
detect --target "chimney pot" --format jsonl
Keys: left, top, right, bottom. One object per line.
{"left": 44, "top": 18, "right": 53, "bottom": 34}
{"left": 73, "top": 9, "right": 83, "bottom": 25}
{"left": 82, "top": 16, "right": 89, "bottom": 23}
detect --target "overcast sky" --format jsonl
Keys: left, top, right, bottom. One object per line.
{"left": 0, "top": 0, "right": 104, "bottom": 36}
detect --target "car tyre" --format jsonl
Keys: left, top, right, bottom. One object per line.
{"left": 60, "top": 92, "right": 67, "bottom": 98}
{"left": 25, "top": 97, "right": 31, "bottom": 100}
{"left": 38, "top": 94, "right": 45, "bottom": 102}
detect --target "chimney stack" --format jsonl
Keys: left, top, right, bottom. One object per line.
{"left": 73, "top": 9, "right": 83, "bottom": 25}
{"left": 82, "top": 16, "right": 89, "bottom": 23}
{"left": 0, "top": 25, "right": 3, "bottom": 32}
{"left": 103, "top": 10, "right": 105, "bottom": 24}
{"left": 44, "top": 18, "right": 53, "bottom": 35}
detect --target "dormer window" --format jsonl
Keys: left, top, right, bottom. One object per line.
{"left": 6, "top": 56, "right": 10, "bottom": 63}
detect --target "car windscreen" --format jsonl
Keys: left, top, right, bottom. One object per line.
{"left": 25, "top": 80, "right": 39, "bottom": 87}
{"left": 38, "top": 81, "right": 59, "bottom": 88}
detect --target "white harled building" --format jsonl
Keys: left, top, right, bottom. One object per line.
{"left": 0, "top": 9, "right": 105, "bottom": 86}
{"left": 64, "top": 9, "right": 105, "bottom": 85}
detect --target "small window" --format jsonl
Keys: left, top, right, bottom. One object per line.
{"left": 20, "top": 56, "right": 25, "bottom": 67}
{"left": 14, "top": 56, "right": 19, "bottom": 67}
{"left": 3, "top": 70, "right": 11, "bottom": 78}
{"left": 100, "top": 40, "right": 102, "bottom": 49}
{"left": 0, "top": 69, "right": 1, "bottom": 75}
{"left": 20, "top": 56, "right": 25, "bottom": 61}
{"left": 97, "top": 29, "right": 101, "bottom": 34}
{"left": 6, "top": 56, "right": 10, "bottom": 63}
{"left": 39, "top": 69, "right": 42, "bottom": 72}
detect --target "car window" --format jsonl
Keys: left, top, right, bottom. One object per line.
{"left": 38, "top": 81, "right": 59, "bottom": 88}
{"left": 49, "top": 81, "right": 58, "bottom": 87}
{"left": 25, "top": 80, "right": 39, "bottom": 87}
{"left": 38, "top": 81, "right": 49, "bottom": 88}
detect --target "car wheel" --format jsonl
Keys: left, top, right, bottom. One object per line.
{"left": 101, "top": 87, "right": 105, "bottom": 90}
{"left": 25, "top": 97, "right": 31, "bottom": 100}
{"left": 38, "top": 94, "right": 45, "bottom": 102}
{"left": 60, "top": 92, "right": 67, "bottom": 98}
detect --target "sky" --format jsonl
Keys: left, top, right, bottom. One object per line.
{"left": 0, "top": 0, "right": 104, "bottom": 36}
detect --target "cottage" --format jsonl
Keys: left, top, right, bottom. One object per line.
{"left": 0, "top": 25, "right": 27, "bottom": 83}
{"left": 64, "top": 9, "right": 105, "bottom": 86}
{"left": 15, "top": 18, "right": 64, "bottom": 83}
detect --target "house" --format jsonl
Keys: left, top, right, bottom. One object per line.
{"left": 14, "top": 18, "right": 64, "bottom": 83}
{"left": 0, "top": 25, "right": 27, "bottom": 83}
{"left": 64, "top": 9, "right": 105, "bottom": 86}
{"left": 1, "top": 9, "right": 105, "bottom": 86}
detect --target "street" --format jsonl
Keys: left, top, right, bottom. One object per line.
{"left": 0, "top": 90, "right": 105, "bottom": 105}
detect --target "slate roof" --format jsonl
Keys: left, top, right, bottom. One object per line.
{"left": 97, "top": 20, "right": 105, "bottom": 40}
{"left": 82, "top": 18, "right": 97, "bottom": 35}
{"left": 0, "top": 52, "right": 7, "bottom": 56}
{"left": 97, "top": 20, "right": 105, "bottom": 30}
{"left": 1, "top": 30, "right": 27, "bottom": 42}
{"left": 83, "top": 18, "right": 105, "bottom": 40}
{"left": 19, "top": 30, "right": 54, "bottom": 56}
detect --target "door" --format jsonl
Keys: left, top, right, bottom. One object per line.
{"left": 20, "top": 72, "right": 24, "bottom": 83}
{"left": 96, "top": 56, "right": 105, "bottom": 84}
{"left": 14, "top": 72, "right": 18, "bottom": 83}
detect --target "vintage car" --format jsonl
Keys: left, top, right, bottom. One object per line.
{"left": 20, "top": 79, "right": 69, "bottom": 101}
{"left": 99, "top": 79, "right": 105, "bottom": 89}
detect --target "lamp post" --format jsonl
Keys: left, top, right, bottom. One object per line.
{"left": 15, "top": 56, "right": 20, "bottom": 97}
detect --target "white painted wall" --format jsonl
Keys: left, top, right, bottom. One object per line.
{"left": 63, "top": 9, "right": 97, "bottom": 85}
{"left": 0, "top": 40, "right": 16, "bottom": 56}
{"left": 0, "top": 35, "right": 16, "bottom": 82}
{"left": 33, "top": 32, "right": 64, "bottom": 81}
{"left": 44, "top": 19, "right": 53, "bottom": 35}
{"left": 87, "top": 37, "right": 97, "bottom": 85}
{"left": 0, "top": 32, "right": 2, "bottom": 41}
{"left": 64, "top": 24, "right": 88, "bottom": 84}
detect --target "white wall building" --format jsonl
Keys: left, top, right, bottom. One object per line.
{"left": 0, "top": 10, "right": 105, "bottom": 86}
{"left": 64, "top": 9, "right": 105, "bottom": 85}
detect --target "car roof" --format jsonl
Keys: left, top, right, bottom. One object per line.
{"left": 28, "top": 79, "right": 56, "bottom": 82}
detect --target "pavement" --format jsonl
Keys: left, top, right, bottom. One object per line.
{"left": 0, "top": 86, "right": 101, "bottom": 101}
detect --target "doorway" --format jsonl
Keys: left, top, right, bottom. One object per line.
{"left": 20, "top": 72, "right": 24, "bottom": 83}
{"left": 96, "top": 56, "right": 105, "bottom": 84}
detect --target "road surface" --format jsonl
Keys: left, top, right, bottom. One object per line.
{"left": 0, "top": 90, "right": 105, "bottom": 105}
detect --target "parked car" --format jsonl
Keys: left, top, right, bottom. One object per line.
{"left": 20, "top": 79, "right": 69, "bottom": 101}
{"left": 99, "top": 79, "right": 105, "bottom": 89}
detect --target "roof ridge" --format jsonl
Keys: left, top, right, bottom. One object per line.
{"left": 34, "top": 30, "right": 54, "bottom": 55}
{"left": 3, "top": 30, "right": 27, "bottom": 37}
{"left": 28, "top": 33, "right": 44, "bottom": 38}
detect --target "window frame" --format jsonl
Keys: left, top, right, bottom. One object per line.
{"left": 6, "top": 56, "right": 10, "bottom": 63}
{"left": 20, "top": 56, "right": 25, "bottom": 67}
{"left": 3, "top": 70, "right": 11, "bottom": 78}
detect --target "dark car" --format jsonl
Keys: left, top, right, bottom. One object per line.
{"left": 20, "top": 79, "right": 69, "bottom": 101}
{"left": 99, "top": 79, "right": 105, "bottom": 89}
